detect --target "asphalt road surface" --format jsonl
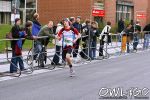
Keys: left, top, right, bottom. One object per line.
{"left": 0, "top": 51, "right": 150, "bottom": 100}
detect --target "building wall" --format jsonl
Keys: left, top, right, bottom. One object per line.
{"left": 38, "top": 0, "right": 92, "bottom": 25}
{"left": 104, "top": 0, "right": 116, "bottom": 26}
{"left": 133, "top": 0, "right": 149, "bottom": 27}
{"left": 38, "top": 0, "right": 150, "bottom": 27}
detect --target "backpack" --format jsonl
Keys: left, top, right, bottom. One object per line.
{"left": 6, "top": 32, "right": 13, "bottom": 39}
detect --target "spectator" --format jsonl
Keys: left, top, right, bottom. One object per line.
{"left": 10, "top": 18, "right": 26, "bottom": 73}
{"left": 72, "top": 16, "right": 82, "bottom": 62}
{"left": 25, "top": 21, "right": 36, "bottom": 40}
{"left": 99, "top": 21, "right": 111, "bottom": 57}
{"left": 118, "top": 18, "right": 125, "bottom": 33}
{"left": 35, "top": 21, "right": 55, "bottom": 67}
{"left": 133, "top": 21, "right": 141, "bottom": 51}
{"left": 123, "top": 24, "right": 132, "bottom": 53}
{"left": 69, "top": 17, "right": 75, "bottom": 26}
{"left": 143, "top": 23, "right": 150, "bottom": 49}
{"left": 79, "top": 19, "right": 91, "bottom": 59}
{"left": 32, "top": 13, "right": 41, "bottom": 36}
{"left": 51, "top": 22, "right": 64, "bottom": 65}
{"left": 89, "top": 21, "right": 100, "bottom": 60}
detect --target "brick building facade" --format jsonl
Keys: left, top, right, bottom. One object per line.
{"left": 37, "top": 0, "right": 150, "bottom": 27}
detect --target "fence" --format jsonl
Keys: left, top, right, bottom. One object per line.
{"left": 0, "top": 31, "right": 150, "bottom": 77}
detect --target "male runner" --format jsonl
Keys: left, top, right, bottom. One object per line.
{"left": 57, "top": 18, "right": 81, "bottom": 76}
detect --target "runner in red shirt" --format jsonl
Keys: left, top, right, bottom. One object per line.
{"left": 57, "top": 18, "right": 81, "bottom": 76}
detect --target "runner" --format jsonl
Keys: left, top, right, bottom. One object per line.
{"left": 57, "top": 18, "right": 81, "bottom": 77}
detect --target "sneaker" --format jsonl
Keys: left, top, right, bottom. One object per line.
{"left": 56, "top": 63, "right": 62, "bottom": 66}
{"left": 70, "top": 68, "right": 75, "bottom": 77}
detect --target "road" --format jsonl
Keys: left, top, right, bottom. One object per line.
{"left": 0, "top": 51, "right": 150, "bottom": 100}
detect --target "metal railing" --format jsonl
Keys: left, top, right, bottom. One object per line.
{"left": 0, "top": 31, "right": 150, "bottom": 77}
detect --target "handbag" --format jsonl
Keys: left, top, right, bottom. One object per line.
{"left": 6, "top": 32, "right": 13, "bottom": 39}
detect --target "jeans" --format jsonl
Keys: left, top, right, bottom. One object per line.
{"left": 99, "top": 40, "right": 105, "bottom": 56}
{"left": 143, "top": 34, "right": 150, "bottom": 49}
{"left": 89, "top": 41, "right": 97, "bottom": 59}
{"left": 10, "top": 51, "right": 24, "bottom": 73}
{"left": 133, "top": 33, "right": 139, "bottom": 50}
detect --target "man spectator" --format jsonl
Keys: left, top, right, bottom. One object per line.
{"left": 35, "top": 21, "right": 55, "bottom": 67}
{"left": 32, "top": 13, "right": 41, "bottom": 36}
{"left": 118, "top": 18, "right": 125, "bottom": 33}
{"left": 72, "top": 16, "right": 82, "bottom": 62}
{"left": 143, "top": 23, "right": 150, "bottom": 49}
{"left": 10, "top": 18, "right": 25, "bottom": 73}
{"left": 133, "top": 21, "right": 141, "bottom": 51}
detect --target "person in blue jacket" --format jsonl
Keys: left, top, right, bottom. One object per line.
{"left": 32, "top": 13, "right": 41, "bottom": 36}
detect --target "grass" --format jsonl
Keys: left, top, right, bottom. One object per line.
{"left": 0, "top": 24, "right": 54, "bottom": 53}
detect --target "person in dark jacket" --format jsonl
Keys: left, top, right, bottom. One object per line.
{"left": 72, "top": 16, "right": 82, "bottom": 61}
{"left": 10, "top": 18, "right": 26, "bottom": 73}
{"left": 118, "top": 18, "right": 125, "bottom": 33}
{"left": 123, "top": 24, "right": 132, "bottom": 53}
{"left": 143, "top": 23, "right": 150, "bottom": 49}
{"left": 79, "top": 19, "right": 91, "bottom": 59}
{"left": 89, "top": 21, "right": 100, "bottom": 59}
{"left": 133, "top": 21, "right": 141, "bottom": 51}
{"left": 32, "top": 13, "right": 41, "bottom": 36}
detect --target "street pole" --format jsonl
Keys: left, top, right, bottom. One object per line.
{"left": 24, "top": 0, "right": 26, "bottom": 23}
{"left": 88, "top": 0, "right": 93, "bottom": 59}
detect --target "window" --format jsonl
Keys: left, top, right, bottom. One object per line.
{"left": 26, "top": 0, "right": 36, "bottom": 8}
{"left": 17, "top": 0, "right": 37, "bottom": 23}
{"left": 116, "top": 1, "right": 133, "bottom": 22}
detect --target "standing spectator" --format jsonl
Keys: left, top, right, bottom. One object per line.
{"left": 118, "top": 18, "right": 125, "bottom": 42}
{"left": 123, "top": 24, "right": 132, "bottom": 53}
{"left": 32, "top": 13, "right": 41, "bottom": 36}
{"left": 51, "top": 22, "right": 64, "bottom": 65}
{"left": 72, "top": 16, "right": 82, "bottom": 62}
{"left": 118, "top": 18, "right": 125, "bottom": 33}
{"left": 80, "top": 19, "right": 91, "bottom": 59}
{"left": 143, "top": 23, "right": 150, "bottom": 49}
{"left": 129, "top": 19, "right": 135, "bottom": 40}
{"left": 36, "top": 21, "right": 55, "bottom": 67}
{"left": 69, "top": 17, "right": 75, "bottom": 26}
{"left": 99, "top": 21, "right": 111, "bottom": 57}
{"left": 133, "top": 21, "right": 141, "bottom": 51}
{"left": 25, "top": 21, "right": 35, "bottom": 40}
{"left": 89, "top": 21, "right": 100, "bottom": 60}
{"left": 10, "top": 18, "right": 26, "bottom": 73}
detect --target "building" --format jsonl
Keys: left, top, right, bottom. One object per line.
{"left": 0, "top": 0, "right": 150, "bottom": 28}
{"left": 0, "top": 0, "right": 11, "bottom": 24}
{"left": 38, "top": 0, "right": 150, "bottom": 27}
{"left": 0, "top": 0, "right": 37, "bottom": 24}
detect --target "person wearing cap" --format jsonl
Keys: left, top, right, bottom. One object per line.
{"left": 10, "top": 18, "right": 25, "bottom": 73}
{"left": 57, "top": 18, "right": 81, "bottom": 77}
